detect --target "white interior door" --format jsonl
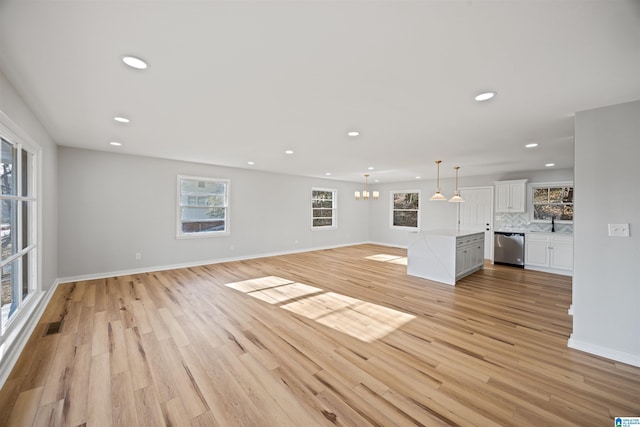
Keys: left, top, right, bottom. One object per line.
{"left": 458, "top": 186, "right": 494, "bottom": 260}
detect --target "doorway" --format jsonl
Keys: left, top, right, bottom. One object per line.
{"left": 457, "top": 186, "right": 494, "bottom": 261}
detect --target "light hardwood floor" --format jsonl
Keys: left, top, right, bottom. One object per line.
{"left": 1, "top": 244, "right": 639, "bottom": 426}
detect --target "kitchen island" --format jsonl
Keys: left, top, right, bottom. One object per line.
{"left": 407, "top": 229, "right": 485, "bottom": 285}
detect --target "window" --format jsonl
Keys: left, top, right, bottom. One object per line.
{"left": 531, "top": 183, "right": 574, "bottom": 221}
{"left": 312, "top": 188, "right": 336, "bottom": 229}
{"left": 391, "top": 191, "right": 420, "bottom": 229}
{"left": 177, "top": 175, "right": 229, "bottom": 237}
{"left": 1, "top": 135, "right": 38, "bottom": 336}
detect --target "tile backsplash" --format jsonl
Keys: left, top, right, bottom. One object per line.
{"left": 494, "top": 212, "right": 573, "bottom": 234}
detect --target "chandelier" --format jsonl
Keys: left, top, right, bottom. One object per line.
{"left": 355, "top": 174, "right": 379, "bottom": 200}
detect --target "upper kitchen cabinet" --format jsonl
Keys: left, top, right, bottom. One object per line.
{"left": 495, "top": 179, "right": 528, "bottom": 213}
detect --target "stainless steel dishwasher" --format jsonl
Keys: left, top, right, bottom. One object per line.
{"left": 494, "top": 232, "right": 525, "bottom": 267}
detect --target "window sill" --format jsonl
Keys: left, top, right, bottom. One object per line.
{"left": 391, "top": 226, "right": 420, "bottom": 231}
{"left": 176, "top": 231, "right": 231, "bottom": 239}
{"left": 311, "top": 226, "right": 337, "bottom": 231}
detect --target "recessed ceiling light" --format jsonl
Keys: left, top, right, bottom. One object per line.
{"left": 347, "top": 131, "right": 360, "bottom": 137}
{"left": 374, "top": 179, "right": 379, "bottom": 183}
{"left": 284, "top": 150, "right": 294, "bottom": 154}
{"left": 367, "top": 166, "right": 374, "bottom": 170}
{"left": 109, "top": 141, "right": 122, "bottom": 147}
{"left": 247, "top": 161, "right": 255, "bottom": 165}
{"left": 525, "top": 143, "right": 538, "bottom": 148}
{"left": 114, "top": 116, "right": 130, "bottom": 123}
{"left": 474, "top": 91, "right": 496, "bottom": 102}
{"left": 545, "top": 163, "right": 555, "bottom": 167}
{"left": 416, "top": 176, "right": 421, "bottom": 179}
{"left": 325, "top": 172, "right": 332, "bottom": 176}
{"left": 122, "top": 56, "right": 148, "bottom": 70}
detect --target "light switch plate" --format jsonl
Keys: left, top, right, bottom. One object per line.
{"left": 608, "top": 223, "right": 630, "bottom": 237}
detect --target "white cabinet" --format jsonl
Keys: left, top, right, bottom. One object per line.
{"left": 525, "top": 233, "right": 573, "bottom": 275}
{"left": 495, "top": 179, "right": 527, "bottom": 213}
{"left": 455, "top": 233, "right": 485, "bottom": 280}
{"left": 408, "top": 230, "right": 484, "bottom": 285}
{"left": 524, "top": 237, "right": 549, "bottom": 267}
{"left": 549, "top": 237, "right": 574, "bottom": 270}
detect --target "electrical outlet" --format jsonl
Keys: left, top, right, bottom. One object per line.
{"left": 135, "top": 252, "right": 141, "bottom": 260}
{"left": 608, "top": 224, "right": 630, "bottom": 237}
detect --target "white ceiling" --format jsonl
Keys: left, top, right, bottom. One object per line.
{"left": 1, "top": 0, "right": 639, "bottom": 183}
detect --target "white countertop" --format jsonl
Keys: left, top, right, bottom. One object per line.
{"left": 412, "top": 229, "right": 485, "bottom": 237}
{"left": 494, "top": 229, "right": 573, "bottom": 236}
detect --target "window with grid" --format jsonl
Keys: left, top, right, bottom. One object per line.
{"left": 532, "top": 184, "right": 574, "bottom": 221}
{"left": 1, "top": 135, "right": 38, "bottom": 336}
{"left": 391, "top": 191, "right": 420, "bottom": 229}
{"left": 311, "top": 188, "right": 336, "bottom": 229}
{"left": 177, "top": 175, "right": 229, "bottom": 237}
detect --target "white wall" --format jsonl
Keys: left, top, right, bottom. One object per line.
{"left": 369, "top": 169, "right": 574, "bottom": 248}
{"left": 571, "top": 100, "right": 640, "bottom": 366}
{"left": 57, "top": 144, "right": 575, "bottom": 278}
{"left": 57, "top": 147, "right": 370, "bottom": 278}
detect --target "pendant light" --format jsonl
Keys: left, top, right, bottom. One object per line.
{"left": 355, "top": 174, "right": 379, "bottom": 201}
{"left": 430, "top": 160, "right": 447, "bottom": 201}
{"left": 448, "top": 166, "right": 464, "bottom": 203}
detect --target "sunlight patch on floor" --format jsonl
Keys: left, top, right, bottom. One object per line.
{"left": 225, "top": 276, "right": 415, "bottom": 343}
{"left": 365, "top": 254, "right": 408, "bottom": 265}
{"left": 225, "top": 276, "right": 293, "bottom": 292}
{"left": 282, "top": 292, "right": 415, "bottom": 342}
{"left": 250, "top": 283, "right": 323, "bottom": 304}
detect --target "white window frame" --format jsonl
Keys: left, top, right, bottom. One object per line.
{"left": 311, "top": 187, "right": 337, "bottom": 230}
{"left": 528, "top": 181, "right": 574, "bottom": 223}
{"left": 176, "top": 175, "right": 230, "bottom": 238}
{"left": 390, "top": 190, "right": 420, "bottom": 230}
{"left": 0, "top": 113, "right": 40, "bottom": 341}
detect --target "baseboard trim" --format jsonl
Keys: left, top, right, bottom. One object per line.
{"left": 0, "top": 279, "right": 61, "bottom": 388}
{"left": 568, "top": 334, "right": 640, "bottom": 368}
{"left": 367, "top": 241, "right": 408, "bottom": 249}
{"left": 57, "top": 241, "right": 376, "bottom": 284}
{"left": 525, "top": 265, "right": 573, "bottom": 277}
